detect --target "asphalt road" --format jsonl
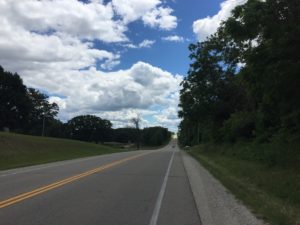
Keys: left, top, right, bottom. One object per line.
{"left": 0, "top": 140, "right": 201, "bottom": 225}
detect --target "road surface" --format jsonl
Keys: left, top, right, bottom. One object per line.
{"left": 0, "top": 140, "right": 201, "bottom": 225}
{"left": 0, "top": 140, "right": 266, "bottom": 225}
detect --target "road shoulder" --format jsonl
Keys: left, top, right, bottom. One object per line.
{"left": 181, "top": 150, "right": 267, "bottom": 225}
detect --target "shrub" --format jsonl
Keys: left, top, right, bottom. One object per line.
{"left": 222, "top": 111, "right": 255, "bottom": 143}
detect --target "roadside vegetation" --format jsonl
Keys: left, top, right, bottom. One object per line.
{"left": 0, "top": 131, "right": 125, "bottom": 171}
{"left": 178, "top": 0, "right": 299, "bottom": 147}
{"left": 178, "top": 0, "right": 299, "bottom": 225}
{"left": 188, "top": 143, "right": 300, "bottom": 225}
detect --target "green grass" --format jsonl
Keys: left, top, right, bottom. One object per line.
{"left": 187, "top": 143, "right": 300, "bottom": 225}
{"left": 0, "top": 132, "right": 126, "bottom": 171}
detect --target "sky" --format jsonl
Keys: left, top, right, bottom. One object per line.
{"left": 0, "top": 0, "right": 246, "bottom": 132}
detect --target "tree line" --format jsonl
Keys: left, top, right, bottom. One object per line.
{"left": 0, "top": 66, "right": 171, "bottom": 147}
{"left": 178, "top": 0, "right": 299, "bottom": 146}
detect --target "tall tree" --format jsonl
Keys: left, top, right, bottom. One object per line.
{"left": 142, "top": 127, "right": 171, "bottom": 146}
{"left": 0, "top": 66, "right": 31, "bottom": 131}
{"left": 224, "top": 0, "right": 300, "bottom": 138}
{"left": 178, "top": 0, "right": 300, "bottom": 145}
{"left": 67, "top": 115, "right": 112, "bottom": 143}
{"left": 26, "top": 88, "right": 59, "bottom": 135}
{"left": 179, "top": 30, "right": 243, "bottom": 143}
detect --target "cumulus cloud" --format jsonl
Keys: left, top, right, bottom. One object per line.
{"left": 0, "top": 0, "right": 127, "bottom": 43}
{"left": 0, "top": 0, "right": 177, "bottom": 44}
{"left": 100, "top": 56, "right": 121, "bottom": 70}
{"left": 193, "top": 0, "right": 247, "bottom": 41}
{"left": 0, "top": 0, "right": 124, "bottom": 73}
{"left": 162, "top": 35, "right": 185, "bottom": 42}
{"left": 0, "top": 0, "right": 181, "bottom": 130}
{"left": 112, "top": 0, "right": 177, "bottom": 30}
{"left": 0, "top": 20, "right": 120, "bottom": 72}
{"left": 0, "top": 26, "right": 119, "bottom": 72}
{"left": 94, "top": 109, "right": 155, "bottom": 129}
{"left": 142, "top": 7, "right": 177, "bottom": 30}
{"left": 154, "top": 108, "right": 181, "bottom": 131}
{"left": 139, "top": 39, "right": 156, "bottom": 48}
{"left": 112, "top": 0, "right": 160, "bottom": 23}
{"left": 38, "top": 62, "right": 181, "bottom": 131}
{"left": 124, "top": 39, "right": 156, "bottom": 49}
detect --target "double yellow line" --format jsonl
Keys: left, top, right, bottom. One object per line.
{"left": 0, "top": 152, "right": 150, "bottom": 209}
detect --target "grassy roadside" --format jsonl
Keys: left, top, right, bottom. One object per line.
{"left": 0, "top": 132, "right": 125, "bottom": 171}
{"left": 186, "top": 144, "right": 300, "bottom": 225}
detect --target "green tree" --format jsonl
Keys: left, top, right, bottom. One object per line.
{"left": 67, "top": 115, "right": 112, "bottom": 143}
{"left": 26, "top": 88, "right": 59, "bottom": 136}
{"left": 112, "top": 128, "right": 137, "bottom": 143}
{"left": 179, "top": 0, "right": 300, "bottom": 145}
{"left": 178, "top": 30, "right": 244, "bottom": 144}
{"left": 45, "top": 119, "right": 69, "bottom": 138}
{"left": 0, "top": 66, "right": 31, "bottom": 131}
{"left": 224, "top": 0, "right": 300, "bottom": 139}
{"left": 142, "top": 127, "right": 171, "bottom": 146}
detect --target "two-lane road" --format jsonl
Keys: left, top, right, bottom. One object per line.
{"left": 0, "top": 141, "right": 201, "bottom": 225}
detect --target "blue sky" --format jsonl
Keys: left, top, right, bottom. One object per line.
{"left": 0, "top": 0, "right": 245, "bottom": 131}
{"left": 96, "top": 0, "right": 224, "bottom": 75}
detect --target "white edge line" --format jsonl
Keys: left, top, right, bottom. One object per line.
{"left": 149, "top": 149, "right": 176, "bottom": 225}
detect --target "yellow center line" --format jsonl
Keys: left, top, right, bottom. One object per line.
{"left": 0, "top": 151, "right": 153, "bottom": 209}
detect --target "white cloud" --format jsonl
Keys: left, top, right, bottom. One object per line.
{"left": 49, "top": 96, "right": 67, "bottom": 110}
{"left": 0, "top": 0, "right": 127, "bottom": 43}
{"left": 112, "top": 0, "right": 160, "bottom": 23}
{"left": 138, "top": 39, "right": 156, "bottom": 48}
{"left": 100, "top": 56, "right": 121, "bottom": 70}
{"left": 0, "top": 0, "right": 181, "bottom": 131}
{"left": 162, "top": 35, "right": 185, "bottom": 42}
{"left": 2, "top": 58, "right": 182, "bottom": 130}
{"left": 95, "top": 109, "right": 154, "bottom": 129}
{"left": 193, "top": 0, "right": 247, "bottom": 41}
{"left": 142, "top": 7, "right": 177, "bottom": 30}
{"left": 125, "top": 39, "right": 156, "bottom": 49}
{"left": 112, "top": 0, "right": 177, "bottom": 30}
{"left": 0, "top": 19, "right": 120, "bottom": 72}
{"left": 154, "top": 108, "right": 181, "bottom": 131}
{"left": 49, "top": 62, "right": 181, "bottom": 131}
{"left": 0, "top": 0, "right": 178, "bottom": 44}
{"left": 1, "top": 27, "right": 117, "bottom": 72}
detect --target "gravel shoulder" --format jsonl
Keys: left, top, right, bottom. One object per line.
{"left": 181, "top": 150, "right": 267, "bottom": 225}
